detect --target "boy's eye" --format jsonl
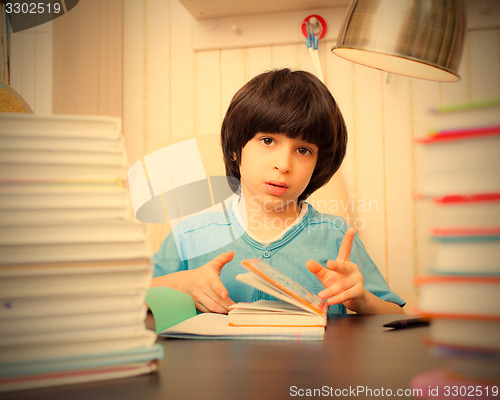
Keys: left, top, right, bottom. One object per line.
{"left": 260, "top": 137, "right": 275, "bottom": 146}
{"left": 297, "top": 147, "right": 312, "bottom": 155}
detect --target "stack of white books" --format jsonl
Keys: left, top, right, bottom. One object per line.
{"left": 0, "top": 114, "right": 162, "bottom": 393}
{"left": 412, "top": 100, "right": 500, "bottom": 394}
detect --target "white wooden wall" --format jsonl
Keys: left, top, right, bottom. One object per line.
{"left": 8, "top": 0, "right": 499, "bottom": 311}
{"left": 122, "top": 0, "right": 500, "bottom": 311}
{"left": 9, "top": 22, "right": 53, "bottom": 115}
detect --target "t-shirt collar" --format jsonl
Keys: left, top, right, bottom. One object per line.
{"left": 232, "top": 194, "right": 308, "bottom": 245}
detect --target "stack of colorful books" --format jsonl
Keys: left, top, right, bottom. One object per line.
{"left": 0, "top": 114, "right": 162, "bottom": 393}
{"left": 412, "top": 100, "right": 500, "bottom": 397}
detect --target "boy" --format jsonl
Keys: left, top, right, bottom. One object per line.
{"left": 152, "top": 68, "right": 405, "bottom": 316}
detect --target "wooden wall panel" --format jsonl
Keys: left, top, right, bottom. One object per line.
{"left": 52, "top": 0, "right": 122, "bottom": 118}
{"left": 144, "top": 0, "right": 171, "bottom": 152}
{"left": 195, "top": 51, "right": 220, "bottom": 136}
{"left": 123, "top": 0, "right": 146, "bottom": 163}
{"left": 246, "top": 47, "right": 272, "bottom": 80}
{"left": 411, "top": 78, "right": 440, "bottom": 282}
{"left": 440, "top": 37, "right": 471, "bottom": 104}
{"left": 382, "top": 74, "right": 414, "bottom": 295}
{"left": 271, "top": 44, "right": 300, "bottom": 70}
{"left": 170, "top": 0, "right": 196, "bottom": 140}
{"left": 469, "top": 30, "right": 500, "bottom": 101}
{"left": 220, "top": 48, "right": 245, "bottom": 118}
{"left": 352, "top": 65, "right": 387, "bottom": 275}
{"left": 10, "top": 22, "right": 53, "bottom": 114}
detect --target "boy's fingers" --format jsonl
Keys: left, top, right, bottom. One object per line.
{"left": 196, "top": 303, "right": 211, "bottom": 313}
{"left": 219, "top": 295, "right": 235, "bottom": 309}
{"left": 318, "top": 272, "right": 358, "bottom": 299}
{"left": 306, "top": 260, "right": 330, "bottom": 282}
{"left": 196, "top": 293, "right": 230, "bottom": 314}
{"left": 201, "top": 286, "right": 235, "bottom": 314}
{"left": 209, "top": 251, "right": 235, "bottom": 274}
{"left": 210, "top": 293, "right": 235, "bottom": 313}
{"left": 336, "top": 228, "right": 355, "bottom": 263}
{"left": 207, "top": 274, "right": 234, "bottom": 304}
{"left": 325, "top": 285, "right": 362, "bottom": 306}
{"left": 320, "top": 284, "right": 353, "bottom": 305}
{"left": 209, "top": 274, "right": 230, "bottom": 299}
{"left": 326, "top": 259, "right": 353, "bottom": 275}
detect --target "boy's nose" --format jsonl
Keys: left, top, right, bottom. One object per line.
{"left": 273, "top": 151, "right": 292, "bottom": 174}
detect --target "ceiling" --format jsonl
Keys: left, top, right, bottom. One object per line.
{"left": 179, "top": 0, "right": 352, "bottom": 19}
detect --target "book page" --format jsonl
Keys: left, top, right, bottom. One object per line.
{"left": 229, "top": 299, "right": 312, "bottom": 315}
{"left": 241, "top": 259, "right": 326, "bottom": 314}
{"left": 236, "top": 273, "right": 321, "bottom": 314}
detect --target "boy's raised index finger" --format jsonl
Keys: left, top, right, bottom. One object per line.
{"left": 210, "top": 251, "right": 234, "bottom": 273}
{"left": 336, "top": 228, "right": 355, "bottom": 263}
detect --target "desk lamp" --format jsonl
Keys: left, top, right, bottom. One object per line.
{"left": 331, "top": 0, "right": 466, "bottom": 82}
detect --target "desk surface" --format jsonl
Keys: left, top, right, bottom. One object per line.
{"left": 3, "top": 314, "right": 445, "bottom": 400}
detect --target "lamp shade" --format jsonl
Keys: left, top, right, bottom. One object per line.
{"left": 332, "top": 0, "right": 466, "bottom": 82}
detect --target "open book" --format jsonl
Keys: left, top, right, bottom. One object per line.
{"left": 148, "top": 260, "right": 328, "bottom": 340}
{"left": 228, "top": 259, "right": 327, "bottom": 327}
{"left": 148, "top": 288, "right": 325, "bottom": 340}
{"left": 158, "top": 313, "right": 324, "bottom": 340}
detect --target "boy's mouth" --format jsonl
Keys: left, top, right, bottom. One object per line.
{"left": 265, "top": 181, "right": 289, "bottom": 195}
{"left": 266, "top": 181, "right": 288, "bottom": 189}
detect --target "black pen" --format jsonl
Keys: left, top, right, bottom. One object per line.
{"left": 383, "top": 317, "right": 430, "bottom": 329}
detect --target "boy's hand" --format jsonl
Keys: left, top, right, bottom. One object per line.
{"left": 306, "top": 228, "right": 367, "bottom": 312}
{"left": 181, "top": 251, "right": 235, "bottom": 314}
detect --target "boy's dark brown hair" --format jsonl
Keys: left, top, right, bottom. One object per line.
{"left": 221, "top": 68, "right": 347, "bottom": 202}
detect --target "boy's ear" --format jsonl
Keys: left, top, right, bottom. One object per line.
{"left": 231, "top": 152, "right": 237, "bottom": 162}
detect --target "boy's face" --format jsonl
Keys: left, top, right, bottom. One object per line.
{"left": 239, "top": 133, "right": 318, "bottom": 212}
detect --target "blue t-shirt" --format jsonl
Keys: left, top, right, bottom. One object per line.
{"left": 153, "top": 200, "right": 405, "bottom": 316}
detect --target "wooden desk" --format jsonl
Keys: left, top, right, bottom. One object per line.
{"left": 2, "top": 314, "right": 445, "bottom": 400}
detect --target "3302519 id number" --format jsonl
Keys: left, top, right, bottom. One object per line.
{"left": 5, "top": 2, "right": 62, "bottom": 15}
{"left": 442, "top": 385, "right": 498, "bottom": 398}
